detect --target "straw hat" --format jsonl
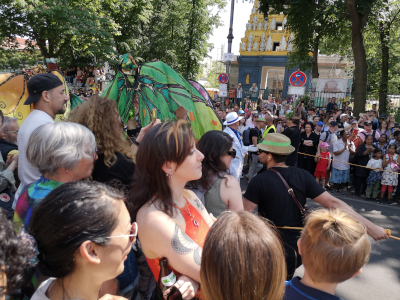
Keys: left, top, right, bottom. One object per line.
{"left": 257, "top": 133, "right": 295, "bottom": 155}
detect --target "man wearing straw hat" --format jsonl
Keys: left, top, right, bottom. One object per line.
{"left": 243, "top": 133, "right": 388, "bottom": 279}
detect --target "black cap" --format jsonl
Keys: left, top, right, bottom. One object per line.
{"left": 364, "top": 121, "right": 372, "bottom": 125}
{"left": 25, "top": 73, "right": 63, "bottom": 105}
{"left": 379, "top": 114, "right": 386, "bottom": 119}
{"left": 330, "top": 121, "right": 338, "bottom": 127}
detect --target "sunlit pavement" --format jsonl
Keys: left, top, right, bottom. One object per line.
{"left": 240, "top": 178, "right": 400, "bottom": 300}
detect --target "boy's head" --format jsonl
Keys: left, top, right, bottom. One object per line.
{"left": 320, "top": 142, "right": 329, "bottom": 151}
{"left": 299, "top": 209, "right": 370, "bottom": 284}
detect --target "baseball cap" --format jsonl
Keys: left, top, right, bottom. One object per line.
{"left": 364, "top": 121, "right": 372, "bottom": 125}
{"left": 340, "top": 113, "right": 349, "bottom": 118}
{"left": 317, "top": 121, "right": 323, "bottom": 126}
{"left": 238, "top": 109, "right": 245, "bottom": 114}
{"left": 25, "top": 73, "right": 63, "bottom": 105}
{"left": 320, "top": 142, "right": 329, "bottom": 148}
{"left": 351, "top": 120, "right": 357, "bottom": 124}
{"left": 330, "top": 121, "right": 338, "bottom": 127}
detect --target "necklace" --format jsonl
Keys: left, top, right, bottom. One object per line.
{"left": 172, "top": 196, "right": 199, "bottom": 227}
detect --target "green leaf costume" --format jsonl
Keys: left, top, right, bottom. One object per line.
{"left": 102, "top": 54, "right": 222, "bottom": 141}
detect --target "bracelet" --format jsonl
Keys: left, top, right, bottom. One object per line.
{"left": 132, "top": 139, "right": 140, "bottom": 146}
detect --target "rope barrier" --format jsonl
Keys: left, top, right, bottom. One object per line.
{"left": 297, "top": 151, "right": 400, "bottom": 175}
{"left": 276, "top": 226, "right": 400, "bottom": 241}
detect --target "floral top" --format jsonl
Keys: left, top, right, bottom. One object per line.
{"left": 373, "top": 141, "right": 389, "bottom": 155}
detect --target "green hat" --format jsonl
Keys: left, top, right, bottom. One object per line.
{"left": 257, "top": 133, "right": 295, "bottom": 155}
{"left": 256, "top": 117, "right": 266, "bottom": 122}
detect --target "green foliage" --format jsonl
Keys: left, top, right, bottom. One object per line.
{"left": 0, "top": 49, "right": 43, "bottom": 69}
{"left": 0, "top": 0, "right": 224, "bottom": 78}
{"left": 203, "top": 60, "right": 224, "bottom": 88}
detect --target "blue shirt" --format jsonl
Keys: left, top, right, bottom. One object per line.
{"left": 284, "top": 277, "right": 344, "bottom": 300}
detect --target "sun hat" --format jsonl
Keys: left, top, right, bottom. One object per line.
{"left": 320, "top": 142, "right": 329, "bottom": 148}
{"left": 257, "top": 133, "right": 295, "bottom": 155}
{"left": 317, "top": 121, "right": 323, "bottom": 126}
{"left": 223, "top": 112, "right": 243, "bottom": 126}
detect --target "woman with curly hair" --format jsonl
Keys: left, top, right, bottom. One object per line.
{"left": 69, "top": 95, "right": 157, "bottom": 188}
{"left": 0, "top": 209, "right": 34, "bottom": 300}
{"left": 192, "top": 130, "right": 243, "bottom": 217}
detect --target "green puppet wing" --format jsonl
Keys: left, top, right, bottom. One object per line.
{"left": 102, "top": 54, "right": 222, "bottom": 141}
{"left": 136, "top": 60, "right": 222, "bottom": 141}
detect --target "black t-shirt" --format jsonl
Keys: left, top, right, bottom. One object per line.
{"left": 244, "top": 167, "right": 325, "bottom": 229}
{"left": 282, "top": 126, "right": 301, "bottom": 166}
{"left": 249, "top": 127, "right": 261, "bottom": 152}
{"left": 92, "top": 152, "right": 135, "bottom": 186}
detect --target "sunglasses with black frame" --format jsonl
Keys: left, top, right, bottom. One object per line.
{"left": 227, "top": 149, "right": 237, "bottom": 157}
{"left": 256, "top": 149, "right": 269, "bottom": 155}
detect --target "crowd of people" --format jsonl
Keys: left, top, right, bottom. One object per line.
{"left": 59, "top": 66, "right": 106, "bottom": 86}
{"left": 215, "top": 95, "right": 400, "bottom": 205}
{"left": 0, "top": 73, "right": 391, "bottom": 300}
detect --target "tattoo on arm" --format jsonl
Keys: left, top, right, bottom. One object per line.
{"left": 171, "top": 224, "right": 202, "bottom": 265}
{"left": 193, "top": 198, "right": 205, "bottom": 211}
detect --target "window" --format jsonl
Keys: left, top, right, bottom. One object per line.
{"left": 273, "top": 43, "right": 280, "bottom": 51}
{"left": 276, "top": 22, "right": 283, "bottom": 30}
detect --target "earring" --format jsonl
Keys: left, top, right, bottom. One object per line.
{"left": 268, "top": 156, "right": 271, "bottom": 159}
{"left": 166, "top": 172, "right": 173, "bottom": 178}
{"left": 65, "top": 170, "right": 68, "bottom": 174}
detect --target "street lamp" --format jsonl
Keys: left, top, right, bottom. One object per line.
{"left": 226, "top": 0, "right": 254, "bottom": 86}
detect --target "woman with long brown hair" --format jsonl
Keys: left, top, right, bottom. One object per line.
{"left": 201, "top": 211, "right": 286, "bottom": 300}
{"left": 131, "top": 120, "right": 214, "bottom": 299}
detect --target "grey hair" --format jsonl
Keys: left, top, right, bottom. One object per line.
{"left": 26, "top": 122, "right": 96, "bottom": 176}
{"left": 3, "top": 117, "right": 17, "bottom": 129}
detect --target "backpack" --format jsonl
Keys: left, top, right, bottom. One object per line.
{"left": 323, "top": 130, "right": 331, "bottom": 142}
{"left": 243, "top": 128, "right": 252, "bottom": 146}
{"left": 360, "top": 130, "right": 378, "bottom": 143}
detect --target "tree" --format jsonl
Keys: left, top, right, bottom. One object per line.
{"left": 0, "top": 48, "right": 43, "bottom": 70}
{"left": 345, "top": 0, "right": 377, "bottom": 117}
{"left": 259, "top": 0, "right": 345, "bottom": 78}
{"left": 131, "top": 0, "right": 224, "bottom": 79}
{"left": 0, "top": 0, "right": 120, "bottom": 61}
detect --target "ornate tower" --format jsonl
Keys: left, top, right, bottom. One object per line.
{"left": 237, "top": 0, "right": 310, "bottom": 99}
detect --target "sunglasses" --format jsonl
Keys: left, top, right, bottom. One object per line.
{"left": 106, "top": 222, "right": 138, "bottom": 243}
{"left": 256, "top": 150, "right": 269, "bottom": 155}
{"left": 227, "top": 149, "right": 237, "bottom": 157}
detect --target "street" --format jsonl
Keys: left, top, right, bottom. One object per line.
{"left": 240, "top": 180, "right": 400, "bottom": 300}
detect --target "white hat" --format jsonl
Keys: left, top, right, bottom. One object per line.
{"left": 223, "top": 112, "right": 243, "bottom": 126}
{"left": 340, "top": 113, "right": 349, "bottom": 118}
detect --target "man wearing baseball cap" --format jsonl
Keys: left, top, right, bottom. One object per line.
{"left": 223, "top": 112, "right": 257, "bottom": 182}
{"left": 243, "top": 133, "right": 388, "bottom": 280}
{"left": 14, "top": 73, "right": 69, "bottom": 204}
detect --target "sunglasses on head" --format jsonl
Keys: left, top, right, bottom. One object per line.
{"left": 106, "top": 222, "right": 138, "bottom": 243}
{"left": 227, "top": 149, "right": 237, "bottom": 158}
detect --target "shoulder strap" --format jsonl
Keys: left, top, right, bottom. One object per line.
{"left": 269, "top": 168, "right": 308, "bottom": 217}
{"left": 323, "top": 130, "right": 330, "bottom": 142}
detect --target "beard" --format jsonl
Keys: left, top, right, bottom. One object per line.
{"left": 56, "top": 102, "right": 67, "bottom": 115}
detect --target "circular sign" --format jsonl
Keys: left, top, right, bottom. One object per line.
{"left": 289, "top": 70, "right": 307, "bottom": 87}
{"left": 218, "top": 73, "right": 229, "bottom": 84}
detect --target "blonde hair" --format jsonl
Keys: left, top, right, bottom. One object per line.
{"left": 68, "top": 95, "right": 135, "bottom": 167}
{"left": 300, "top": 209, "right": 370, "bottom": 283}
{"left": 201, "top": 211, "right": 286, "bottom": 300}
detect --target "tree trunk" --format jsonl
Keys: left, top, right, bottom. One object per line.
{"left": 347, "top": 0, "right": 371, "bottom": 117}
{"left": 379, "top": 20, "right": 389, "bottom": 114}
{"left": 185, "top": 0, "right": 196, "bottom": 79}
{"left": 312, "top": 27, "right": 320, "bottom": 79}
